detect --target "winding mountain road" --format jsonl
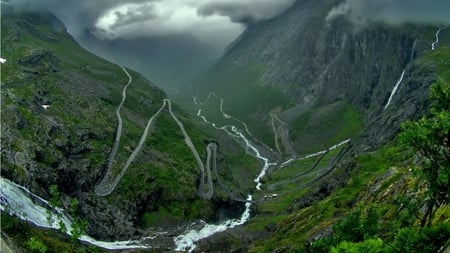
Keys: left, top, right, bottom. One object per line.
{"left": 95, "top": 67, "right": 215, "bottom": 198}
{"left": 270, "top": 113, "right": 295, "bottom": 158}
{"left": 270, "top": 113, "right": 282, "bottom": 155}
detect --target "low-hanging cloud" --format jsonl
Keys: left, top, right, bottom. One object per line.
{"left": 6, "top": 0, "right": 297, "bottom": 52}
{"left": 327, "top": 0, "right": 450, "bottom": 26}
{"left": 197, "top": 0, "right": 296, "bottom": 24}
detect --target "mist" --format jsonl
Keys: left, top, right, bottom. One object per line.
{"left": 6, "top": 0, "right": 296, "bottom": 53}
{"left": 327, "top": 0, "right": 450, "bottom": 26}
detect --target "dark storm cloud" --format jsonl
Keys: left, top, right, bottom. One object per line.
{"left": 5, "top": 0, "right": 296, "bottom": 51}
{"left": 327, "top": 0, "right": 450, "bottom": 25}
{"left": 108, "top": 3, "right": 158, "bottom": 29}
{"left": 197, "top": 0, "right": 296, "bottom": 24}
{"left": 7, "top": 0, "right": 153, "bottom": 36}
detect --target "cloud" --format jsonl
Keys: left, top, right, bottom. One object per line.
{"left": 197, "top": 0, "right": 296, "bottom": 24}
{"left": 6, "top": 0, "right": 296, "bottom": 52}
{"left": 327, "top": 0, "right": 450, "bottom": 26}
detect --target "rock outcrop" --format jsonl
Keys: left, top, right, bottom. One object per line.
{"left": 190, "top": 0, "right": 442, "bottom": 151}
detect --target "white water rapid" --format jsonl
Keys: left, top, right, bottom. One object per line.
{"left": 175, "top": 106, "right": 276, "bottom": 252}
{"left": 0, "top": 178, "right": 150, "bottom": 250}
{"left": 174, "top": 195, "right": 252, "bottom": 252}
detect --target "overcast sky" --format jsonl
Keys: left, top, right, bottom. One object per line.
{"left": 327, "top": 0, "right": 450, "bottom": 26}
{"left": 7, "top": 0, "right": 296, "bottom": 52}
{"left": 6, "top": 0, "right": 450, "bottom": 52}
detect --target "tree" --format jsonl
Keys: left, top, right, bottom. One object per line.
{"left": 27, "top": 237, "right": 48, "bottom": 253}
{"left": 399, "top": 79, "right": 450, "bottom": 227}
{"left": 331, "top": 238, "right": 385, "bottom": 253}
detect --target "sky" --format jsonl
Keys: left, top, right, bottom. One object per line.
{"left": 327, "top": 0, "right": 450, "bottom": 26}
{"left": 5, "top": 0, "right": 450, "bottom": 52}
{"left": 6, "top": 0, "right": 296, "bottom": 52}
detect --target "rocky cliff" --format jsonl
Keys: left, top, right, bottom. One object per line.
{"left": 188, "top": 0, "right": 445, "bottom": 153}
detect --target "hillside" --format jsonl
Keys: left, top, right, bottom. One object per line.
{"left": 0, "top": 10, "right": 261, "bottom": 250}
{"left": 0, "top": 3, "right": 449, "bottom": 253}
{"left": 183, "top": 0, "right": 447, "bottom": 156}
{"left": 187, "top": 41, "right": 450, "bottom": 253}
{"left": 172, "top": 0, "right": 450, "bottom": 251}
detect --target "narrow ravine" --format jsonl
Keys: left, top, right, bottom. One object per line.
{"left": 175, "top": 108, "right": 274, "bottom": 252}
{"left": 176, "top": 96, "right": 354, "bottom": 251}
{"left": 1, "top": 87, "right": 352, "bottom": 252}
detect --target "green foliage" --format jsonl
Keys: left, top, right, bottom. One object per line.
{"left": 70, "top": 198, "right": 79, "bottom": 215}
{"left": 188, "top": 62, "right": 292, "bottom": 145}
{"left": 58, "top": 219, "right": 67, "bottom": 234}
{"left": 70, "top": 219, "right": 88, "bottom": 241}
{"left": 2, "top": 213, "right": 103, "bottom": 253}
{"left": 1, "top": 212, "right": 30, "bottom": 234}
{"left": 69, "top": 198, "right": 87, "bottom": 241}
{"left": 331, "top": 238, "right": 385, "bottom": 253}
{"left": 27, "top": 237, "right": 48, "bottom": 253}
{"left": 1, "top": 11, "right": 223, "bottom": 233}
{"left": 388, "top": 223, "right": 450, "bottom": 253}
{"left": 49, "top": 185, "right": 61, "bottom": 208}
{"left": 399, "top": 80, "right": 450, "bottom": 226}
{"left": 311, "top": 205, "right": 380, "bottom": 252}
{"left": 291, "top": 103, "right": 362, "bottom": 152}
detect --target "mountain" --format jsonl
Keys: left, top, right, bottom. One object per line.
{"left": 185, "top": 0, "right": 446, "bottom": 155}
{"left": 176, "top": 0, "right": 450, "bottom": 251}
{"left": 0, "top": 10, "right": 260, "bottom": 249}
{"left": 1, "top": 3, "right": 449, "bottom": 253}
{"left": 77, "top": 29, "right": 219, "bottom": 93}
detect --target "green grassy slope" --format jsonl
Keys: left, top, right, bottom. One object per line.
{"left": 0, "top": 11, "right": 259, "bottom": 243}
{"left": 246, "top": 44, "right": 450, "bottom": 253}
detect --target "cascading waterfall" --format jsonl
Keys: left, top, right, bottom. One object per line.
{"left": 174, "top": 196, "right": 252, "bottom": 252}
{"left": 175, "top": 107, "right": 275, "bottom": 252}
{"left": 384, "top": 70, "right": 406, "bottom": 109}
{"left": 432, "top": 26, "right": 447, "bottom": 50}
{"left": 384, "top": 38, "right": 417, "bottom": 110}
{"left": 0, "top": 99, "right": 274, "bottom": 252}
{"left": 0, "top": 178, "right": 151, "bottom": 250}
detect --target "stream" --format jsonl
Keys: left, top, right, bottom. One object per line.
{"left": 0, "top": 178, "right": 150, "bottom": 250}
{"left": 0, "top": 99, "right": 273, "bottom": 252}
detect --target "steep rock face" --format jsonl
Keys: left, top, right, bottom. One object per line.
{"left": 192, "top": 0, "right": 441, "bottom": 150}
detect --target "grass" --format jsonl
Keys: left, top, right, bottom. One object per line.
{"left": 418, "top": 45, "right": 450, "bottom": 81}
{"left": 1, "top": 11, "right": 260, "bottom": 241}
{"left": 290, "top": 102, "right": 362, "bottom": 153}
{"left": 183, "top": 61, "right": 294, "bottom": 147}
{"left": 1, "top": 212, "right": 107, "bottom": 253}
{"left": 248, "top": 144, "right": 408, "bottom": 252}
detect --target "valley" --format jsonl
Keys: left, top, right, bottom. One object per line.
{"left": 1, "top": 1, "right": 450, "bottom": 253}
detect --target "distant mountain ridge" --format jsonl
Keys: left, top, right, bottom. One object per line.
{"left": 78, "top": 29, "right": 219, "bottom": 93}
